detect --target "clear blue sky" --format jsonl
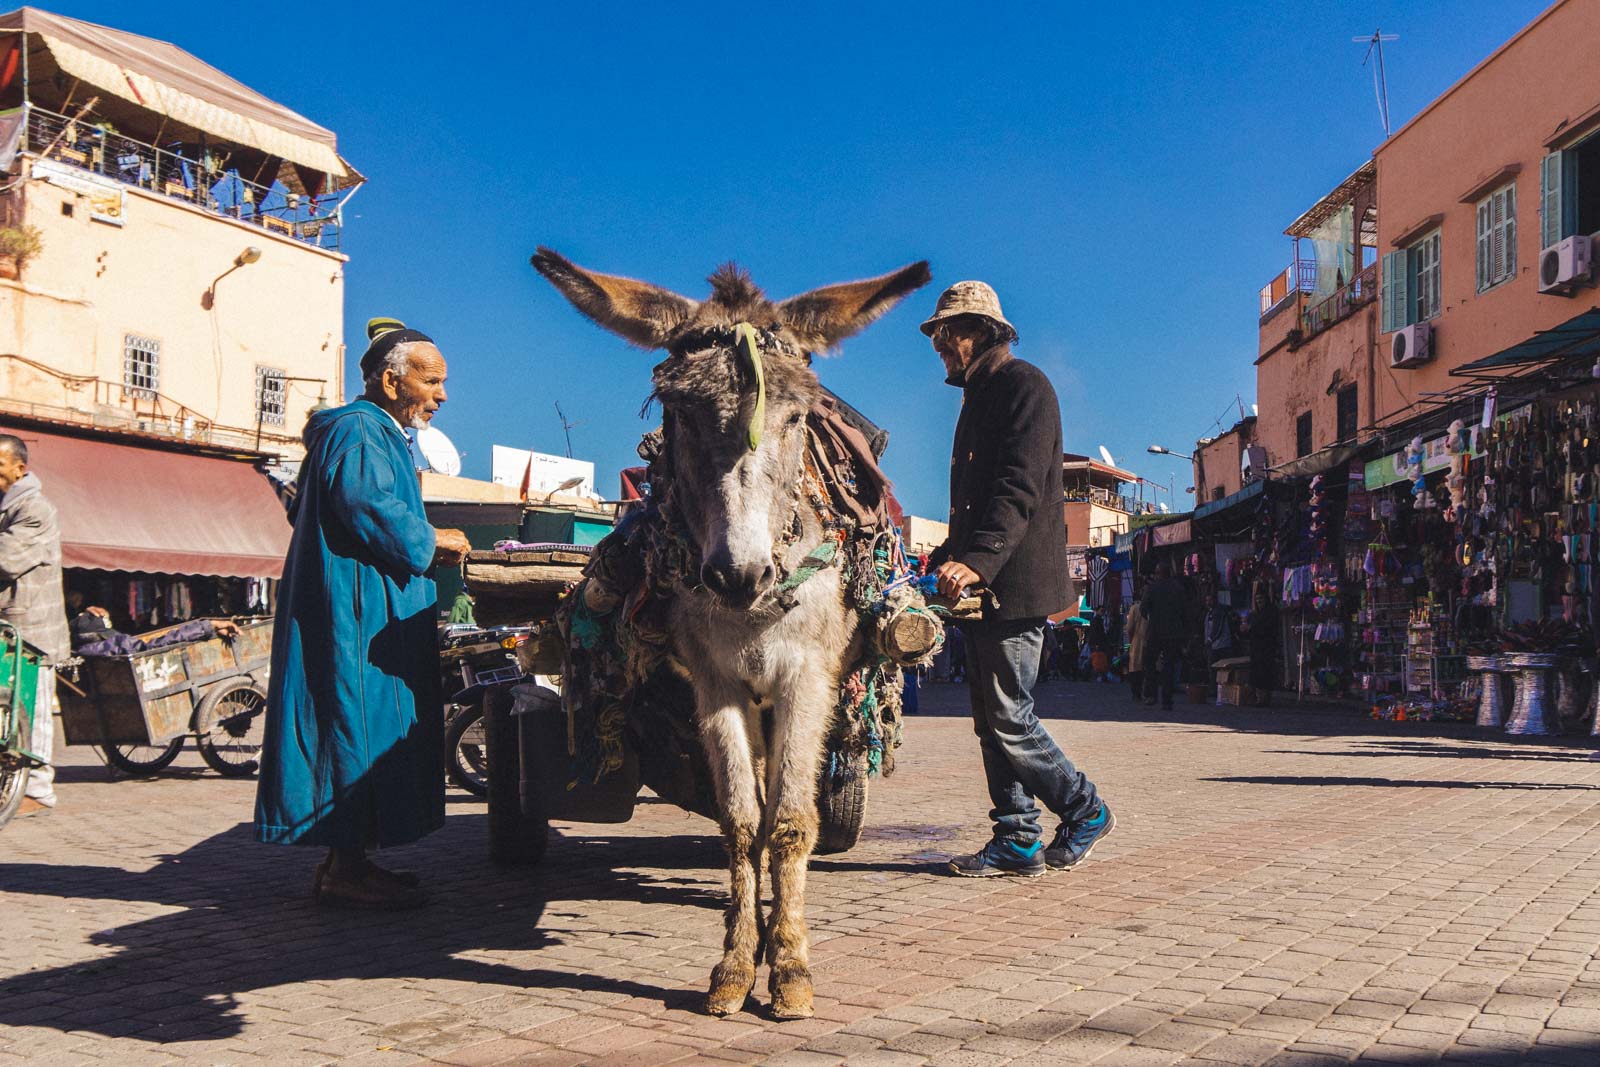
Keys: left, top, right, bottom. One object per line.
{"left": 60, "top": 0, "right": 1551, "bottom": 517}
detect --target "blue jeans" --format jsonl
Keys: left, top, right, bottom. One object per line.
{"left": 965, "top": 618, "right": 1101, "bottom": 848}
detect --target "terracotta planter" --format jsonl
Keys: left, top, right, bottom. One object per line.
{"left": 0, "top": 254, "right": 18, "bottom": 280}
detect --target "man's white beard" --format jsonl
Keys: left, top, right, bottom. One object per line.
{"left": 408, "top": 412, "right": 430, "bottom": 430}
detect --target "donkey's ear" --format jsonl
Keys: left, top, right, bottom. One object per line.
{"left": 777, "top": 261, "right": 932, "bottom": 352}
{"left": 532, "top": 247, "right": 698, "bottom": 349}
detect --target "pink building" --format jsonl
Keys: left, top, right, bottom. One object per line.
{"left": 1203, "top": 0, "right": 1600, "bottom": 487}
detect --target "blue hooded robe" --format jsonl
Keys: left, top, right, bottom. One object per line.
{"left": 255, "top": 400, "right": 445, "bottom": 848}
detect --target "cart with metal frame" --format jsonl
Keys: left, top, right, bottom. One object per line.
{"left": 56, "top": 618, "right": 272, "bottom": 777}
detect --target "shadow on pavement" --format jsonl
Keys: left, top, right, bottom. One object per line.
{"left": 1266, "top": 740, "right": 1600, "bottom": 763}
{"left": 0, "top": 816, "right": 727, "bottom": 1043}
{"left": 1205, "top": 775, "right": 1600, "bottom": 791}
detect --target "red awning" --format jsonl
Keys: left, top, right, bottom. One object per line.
{"left": 13, "top": 427, "right": 292, "bottom": 579}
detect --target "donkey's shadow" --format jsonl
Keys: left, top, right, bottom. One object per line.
{"left": 0, "top": 817, "right": 725, "bottom": 1043}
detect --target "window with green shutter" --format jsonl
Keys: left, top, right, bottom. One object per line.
{"left": 1411, "top": 230, "right": 1441, "bottom": 322}
{"left": 1476, "top": 183, "right": 1517, "bottom": 292}
{"left": 1380, "top": 249, "right": 1409, "bottom": 333}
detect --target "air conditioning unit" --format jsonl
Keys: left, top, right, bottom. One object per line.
{"left": 1241, "top": 444, "right": 1268, "bottom": 482}
{"left": 1539, "top": 234, "right": 1593, "bottom": 294}
{"left": 1391, "top": 321, "right": 1433, "bottom": 369}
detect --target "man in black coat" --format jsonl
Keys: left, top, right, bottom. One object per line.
{"left": 924, "top": 281, "right": 1114, "bottom": 878}
{"left": 1141, "top": 561, "right": 1189, "bottom": 710}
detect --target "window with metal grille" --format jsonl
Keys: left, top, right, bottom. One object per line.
{"left": 255, "top": 366, "right": 286, "bottom": 426}
{"left": 123, "top": 335, "right": 159, "bottom": 396}
{"left": 1336, "top": 384, "right": 1359, "bottom": 441}
{"left": 1476, "top": 182, "right": 1517, "bottom": 292}
{"left": 1296, "top": 411, "right": 1313, "bottom": 458}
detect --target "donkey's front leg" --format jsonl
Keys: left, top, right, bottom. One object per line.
{"left": 763, "top": 666, "right": 833, "bottom": 1019}
{"left": 696, "top": 688, "right": 766, "bottom": 1016}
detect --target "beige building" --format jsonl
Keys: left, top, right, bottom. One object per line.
{"left": 0, "top": 8, "right": 360, "bottom": 460}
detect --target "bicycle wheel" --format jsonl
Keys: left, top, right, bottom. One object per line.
{"left": 195, "top": 682, "right": 267, "bottom": 777}
{"left": 445, "top": 701, "right": 489, "bottom": 798}
{"left": 103, "top": 738, "right": 184, "bottom": 777}
{"left": 0, "top": 763, "right": 28, "bottom": 828}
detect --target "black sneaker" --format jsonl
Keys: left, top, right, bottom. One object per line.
{"left": 1044, "top": 803, "right": 1116, "bottom": 870}
{"left": 948, "top": 838, "right": 1047, "bottom": 878}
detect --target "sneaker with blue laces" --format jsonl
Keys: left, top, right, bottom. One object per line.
{"left": 1044, "top": 803, "right": 1116, "bottom": 870}
{"left": 948, "top": 837, "right": 1046, "bottom": 878}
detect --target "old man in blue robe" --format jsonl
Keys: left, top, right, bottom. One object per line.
{"left": 256, "top": 319, "right": 471, "bottom": 909}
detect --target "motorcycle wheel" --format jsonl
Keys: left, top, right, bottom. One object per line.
{"left": 444, "top": 702, "right": 489, "bottom": 798}
{"left": 0, "top": 763, "right": 28, "bottom": 828}
{"left": 103, "top": 738, "right": 185, "bottom": 777}
{"left": 195, "top": 683, "right": 267, "bottom": 778}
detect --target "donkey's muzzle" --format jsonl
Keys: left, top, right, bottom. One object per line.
{"left": 701, "top": 557, "right": 777, "bottom": 610}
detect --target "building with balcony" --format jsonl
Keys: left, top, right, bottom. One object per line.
{"left": 0, "top": 8, "right": 362, "bottom": 630}
{"left": 1204, "top": 0, "right": 1600, "bottom": 486}
{"left": 1062, "top": 452, "right": 1154, "bottom": 550}
{"left": 0, "top": 7, "right": 361, "bottom": 461}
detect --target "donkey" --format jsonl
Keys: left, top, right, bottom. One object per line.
{"left": 533, "top": 248, "right": 930, "bottom": 1018}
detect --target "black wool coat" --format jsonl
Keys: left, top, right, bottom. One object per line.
{"left": 931, "top": 345, "right": 1069, "bottom": 622}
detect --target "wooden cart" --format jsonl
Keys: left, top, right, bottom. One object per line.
{"left": 57, "top": 619, "right": 272, "bottom": 778}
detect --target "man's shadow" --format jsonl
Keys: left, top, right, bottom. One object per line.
{"left": 0, "top": 817, "right": 726, "bottom": 1043}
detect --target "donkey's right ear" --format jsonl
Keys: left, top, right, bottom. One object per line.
{"left": 532, "top": 248, "right": 698, "bottom": 349}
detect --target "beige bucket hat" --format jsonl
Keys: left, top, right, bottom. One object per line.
{"left": 919, "top": 279, "right": 1016, "bottom": 337}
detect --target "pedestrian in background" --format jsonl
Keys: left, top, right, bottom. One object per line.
{"left": 922, "top": 280, "right": 1114, "bottom": 878}
{"left": 1141, "top": 561, "right": 1188, "bottom": 710}
{"left": 0, "top": 434, "right": 69, "bottom": 816}
{"left": 255, "top": 319, "right": 471, "bottom": 909}
{"left": 1125, "top": 595, "right": 1150, "bottom": 703}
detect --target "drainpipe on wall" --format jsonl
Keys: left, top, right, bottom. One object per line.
{"left": 1365, "top": 306, "right": 1376, "bottom": 435}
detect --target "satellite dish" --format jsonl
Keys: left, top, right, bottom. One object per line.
{"left": 1097, "top": 445, "right": 1116, "bottom": 467}
{"left": 415, "top": 425, "right": 462, "bottom": 477}
{"left": 1251, "top": 403, "right": 1259, "bottom": 416}
{"left": 1159, "top": 502, "right": 1170, "bottom": 513}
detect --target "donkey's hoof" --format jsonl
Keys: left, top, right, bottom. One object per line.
{"left": 769, "top": 962, "right": 814, "bottom": 1020}
{"left": 706, "top": 962, "right": 755, "bottom": 1017}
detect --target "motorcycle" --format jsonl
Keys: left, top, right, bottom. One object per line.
{"left": 438, "top": 624, "right": 534, "bottom": 798}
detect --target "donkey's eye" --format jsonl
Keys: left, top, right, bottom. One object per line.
{"left": 786, "top": 413, "right": 804, "bottom": 427}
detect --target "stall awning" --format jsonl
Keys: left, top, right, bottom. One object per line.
{"left": 15, "top": 428, "right": 291, "bottom": 578}
{"left": 0, "top": 7, "right": 358, "bottom": 186}
{"left": 1454, "top": 306, "right": 1600, "bottom": 375}
{"left": 1194, "top": 478, "right": 1266, "bottom": 521}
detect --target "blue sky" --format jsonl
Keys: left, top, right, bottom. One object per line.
{"left": 60, "top": 0, "right": 1551, "bottom": 516}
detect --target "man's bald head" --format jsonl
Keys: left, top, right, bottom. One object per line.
{"left": 0, "top": 434, "right": 29, "bottom": 493}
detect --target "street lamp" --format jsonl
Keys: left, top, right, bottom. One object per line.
{"left": 1147, "top": 444, "right": 1196, "bottom": 460}
{"left": 202, "top": 246, "right": 263, "bottom": 309}
{"left": 537, "top": 475, "right": 586, "bottom": 504}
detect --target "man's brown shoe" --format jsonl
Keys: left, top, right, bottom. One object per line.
{"left": 315, "top": 871, "right": 426, "bottom": 910}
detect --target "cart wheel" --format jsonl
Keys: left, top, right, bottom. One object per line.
{"left": 445, "top": 702, "right": 489, "bottom": 798}
{"left": 0, "top": 763, "right": 28, "bottom": 829}
{"left": 195, "top": 682, "right": 267, "bottom": 778}
{"left": 103, "top": 738, "right": 184, "bottom": 777}
{"left": 814, "top": 751, "right": 869, "bottom": 855}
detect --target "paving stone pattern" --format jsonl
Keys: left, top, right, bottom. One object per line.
{"left": 5, "top": 681, "right": 1600, "bottom": 1065}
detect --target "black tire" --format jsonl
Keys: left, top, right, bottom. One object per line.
{"left": 195, "top": 682, "right": 267, "bottom": 778}
{"left": 103, "top": 738, "right": 184, "bottom": 777}
{"left": 444, "top": 702, "right": 489, "bottom": 798}
{"left": 0, "top": 763, "right": 28, "bottom": 829}
{"left": 814, "top": 752, "right": 869, "bottom": 855}
{"left": 484, "top": 687, "right": 548, "bottom": 865}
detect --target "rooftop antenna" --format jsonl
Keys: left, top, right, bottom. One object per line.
{"left": 1354, "top": 28, "right": 1400, "bottom": 138}
{"left": 554, "top": 401, "right": 582, "bottom": 459}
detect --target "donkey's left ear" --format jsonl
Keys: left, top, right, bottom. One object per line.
{"left": 777, "top": 261, "right": 932, "bottom": 352}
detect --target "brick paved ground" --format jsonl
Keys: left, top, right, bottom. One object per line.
{"left": 5, "top": 680, "right": 1600, "bottom": 1066}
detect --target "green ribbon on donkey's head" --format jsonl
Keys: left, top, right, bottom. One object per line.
{"left": 734, "top": 322, "right": 766, "bottom": 452}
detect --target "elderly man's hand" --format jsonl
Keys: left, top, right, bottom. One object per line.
{"left": 433, "top": 528, "right": 471, "bottom": 567}
{"left": 935, "top": 561, "right": 982, "bottom": 600}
